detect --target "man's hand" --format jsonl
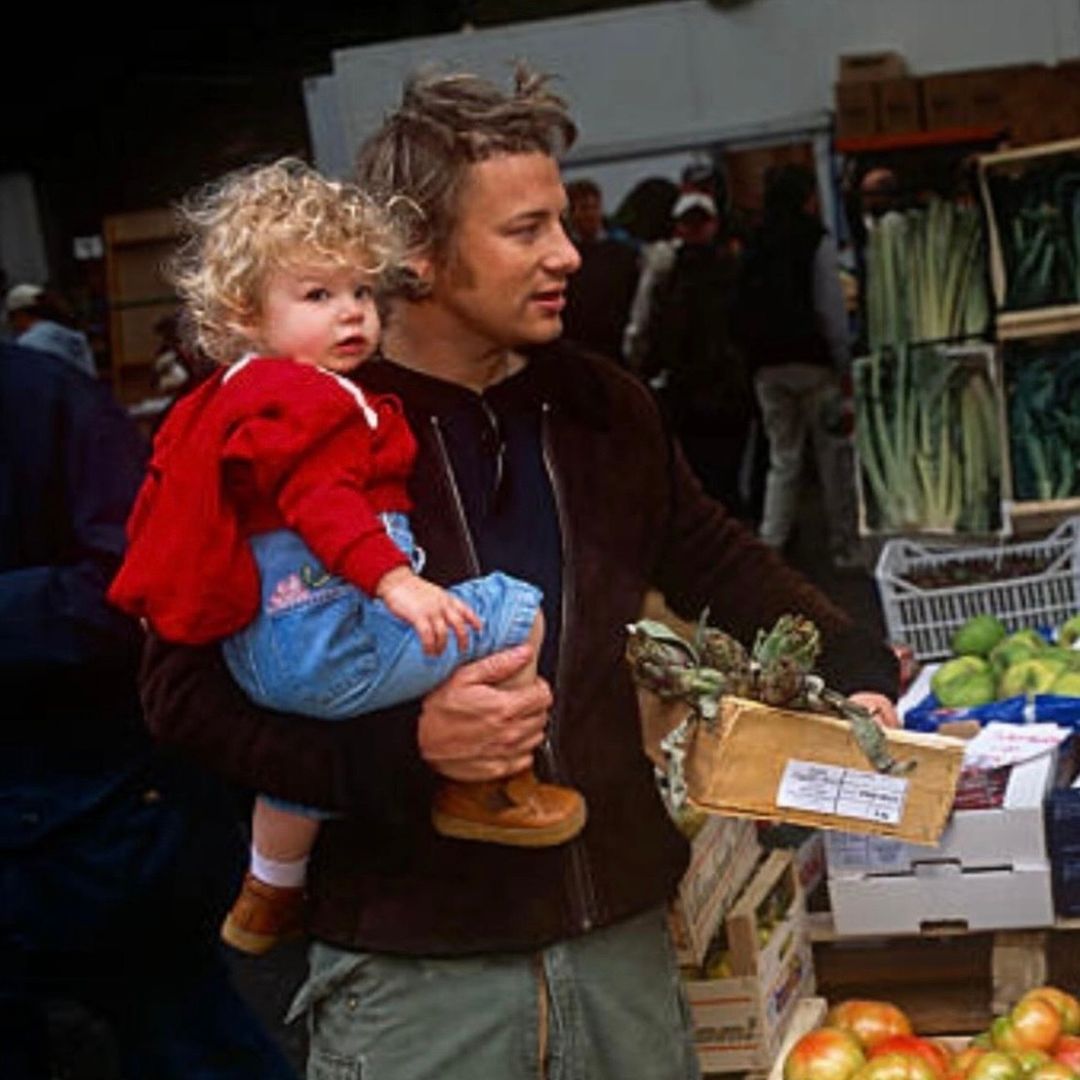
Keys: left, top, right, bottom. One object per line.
{"left": 848, "top": 691, "right": 899, "bottom": 729}
{"left": 376, "top": 566, "right": 483, "bottom": 655}
{"left": 417, "top": 645, "right": 552, "bottom": 781}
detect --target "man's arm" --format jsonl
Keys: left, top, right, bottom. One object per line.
{"left": 140, "top": 635, "right": 553, "bottom": 819}
{"left": 654, "top": 439, "right": 898, "bottom": 699}
{"left": 140, "top": 634, "right": 438, "bottom": 822}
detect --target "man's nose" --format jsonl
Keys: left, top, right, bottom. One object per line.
{"left": 548, "top": 222, "right": 582, "bottom": 276}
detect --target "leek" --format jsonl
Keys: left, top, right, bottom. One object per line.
{"left": 865, "top": 198, "right": 990, "bottom": 351}
{"left": 854, "top": 344, "right": 1002, "bottom": 534}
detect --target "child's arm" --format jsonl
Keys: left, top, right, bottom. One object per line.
{"left": 375, "top": 566, "right": 483, "bottom": 656}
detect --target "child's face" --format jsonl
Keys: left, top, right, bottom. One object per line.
{"left": 248, "top": 262, "right": 380, "bottom": 374}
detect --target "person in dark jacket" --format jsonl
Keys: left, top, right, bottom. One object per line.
{"left": 0, "top": 344, "right": 296, "bottom": 1079}
{"left": 734, "top": 163, "right": 859, "bottom": 566}
{"left": 137, "top": 68, "right": 899, "bottom": 1080}
{"left": 644, "top": 191, "right": 753, "bottom": 515}
{"left": 561, "top": 177, "right": 639, "bottom": 362}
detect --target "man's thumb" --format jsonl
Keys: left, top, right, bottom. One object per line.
{"left": 460, "top": 643, "right": 532, "bottom": 685}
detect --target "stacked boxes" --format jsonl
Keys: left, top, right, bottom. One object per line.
{"left": 825, "top": 752, "right": 1057, "bottom": 934}
{"left": 669, "top": 814, "right": 762, "bottom": 968}
{"left": 680, "top": 849, "right": 816, "bottom": 1073}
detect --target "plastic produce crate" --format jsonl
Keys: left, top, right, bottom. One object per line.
{"left": 875, "top": 517, "right": 1080, "bottom": 660}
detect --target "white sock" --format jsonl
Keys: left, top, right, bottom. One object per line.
{"left": 250, "top": 848, "right": 308, "bottom": 889}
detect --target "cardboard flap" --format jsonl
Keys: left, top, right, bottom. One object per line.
{"left": 685, "top": 697, "right": 966, "bottom": 845}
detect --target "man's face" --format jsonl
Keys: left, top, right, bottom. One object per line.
{"left": 429, "top": 153, "right": 582, "bottom": 353}
{"left": 674, "top": 210, "right": 718, "bottom": 246}
{"left": 569, "top": 191, "right": 604, "bottom": 242}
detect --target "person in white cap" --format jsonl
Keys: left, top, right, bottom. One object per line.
{"left": 6, "top": 284, "right": 97, "bottom": 378}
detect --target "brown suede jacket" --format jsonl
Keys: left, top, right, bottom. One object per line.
{"left": 139, "top": 340, "right": 897, "bottom": 956}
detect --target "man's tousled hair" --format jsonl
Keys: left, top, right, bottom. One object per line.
{"left": 355, "top": 64, "right": 577, "bottom": 295}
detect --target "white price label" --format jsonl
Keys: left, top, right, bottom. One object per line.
{"left": 776, "top": 759, "right": 908, "bottom": 825}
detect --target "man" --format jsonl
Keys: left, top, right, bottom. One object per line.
{"left": 140, "top": 68, "right": 897, "bottom": 1080}
{"left": 734, "top": 164, "right": 860, "bottom": 567}
{"left": 0, "top": 342, "right": 297, "bottom": 1078}
{"left": 643, "top": 191, "right": 752, "bottom": 515}
{"left": 561, "top": 177, "right": 639, "bottom": 362}
{"left": 5, "top": 283, "right": 97, "bottom": 378}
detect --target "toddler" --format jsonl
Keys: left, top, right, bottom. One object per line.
{"left": 109, "top": 159, "right": 585, "bottom": 954}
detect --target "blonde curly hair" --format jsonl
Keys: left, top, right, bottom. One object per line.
{"left": 169, "top": 157, "right": 406, "bottom": 364}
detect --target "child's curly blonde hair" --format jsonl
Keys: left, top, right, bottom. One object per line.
{"left": 170, "top": 157, "right": 406, "bottom": 364}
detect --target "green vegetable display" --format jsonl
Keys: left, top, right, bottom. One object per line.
{"left": 986, "top": 153, "right": 1080, "bottom": 310}
{"left": 854, "top": 343, "right": 1003, "bottom": 534}
{"left": 865, "top": 198, "right": 990, "bottom": 354}
{"left": 1006, "top": 336, "right": 1080, "bottom": 502}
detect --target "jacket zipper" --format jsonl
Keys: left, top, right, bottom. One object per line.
{"left": 541, "top": 401, "right": 598, "bottom": 934}
{"left": 430, "top": 406, "right": 598, "bottom": 934}
{"left": 428, "top": 416, "right": 481, "bottom": 575}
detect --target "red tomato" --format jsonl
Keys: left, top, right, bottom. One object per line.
{"left": 1029, "top": 1063, "right": 1079, "bottom": 1080}
{"left": 828, "top": 1001, "right": 914, "bottom": 1051}
{"left": 1022, "top": 990, "right": 1080, "bottom": 1038}
{"left": 1008, "top": 999, "right": 1065, "bottom": 1053}
{"left": 1053, "top": 1035, "right": 1080, "bottom": 1072}
{"left": 871, "top": 1036, "right": 953, "bottom": 1080}
{"left": 948, "top": 1046, "right": 988, "bottom": 1080}
{"left": 853, "top": 1053, "right": 939, "bottom": 1080}
{"left": 966, "top": 1051, "right": 1025, "bottom": 1080}
{"left": 1013, "top": 1050, "right": 1052, "bottom": 1074}
{"left": 785, "top": 1027, "right": 867, "bottom": 1080}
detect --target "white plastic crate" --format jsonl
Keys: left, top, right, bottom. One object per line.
{"left": 875, "top": 517, "right": 1080, "bottom": 660}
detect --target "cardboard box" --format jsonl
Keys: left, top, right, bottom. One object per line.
{"left": 760, "top": 824, "right": 827, "bottom": 899}
{"left": 824, "top": 750, "right": 1057, "bottom": 874}
{"left": 824, "top": 751, "right": 1057, "bottom": 934}
{"left": 684, "top": 852, "right": 816, "bottom": 1073}
{"left": 838, "top": 51, "right": 908, "bottom": 84}
{"left": 685, "top": 697, "right": 967, "bottom": 845}
{"left": 669, "top": 815, "right": 762, "bottom": 968}
{"left": 835, "top": 82, "right": 879, "bottom": 139}
{"left": 827, "top": 860, "right": 1053, "bottom": 935}
{"left": 923, "top": 73, "right": 971, "bottom": 130}
{"left": 878, "top": 78, "right": 923, "bottom": 135}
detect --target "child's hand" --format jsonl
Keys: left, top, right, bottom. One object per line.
{"left": 375, "top": 567, "right": 483, "bottom": 655}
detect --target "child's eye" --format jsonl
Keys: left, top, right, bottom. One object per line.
{"left": 354, "top": 283, "right": 373, "bottom": 300}
{"left": 304, "top": 287, "right": 330, "bottom": 302}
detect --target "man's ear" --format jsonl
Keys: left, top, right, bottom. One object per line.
{"left": 407, "top": 251, "right": 435, "bottom": 290}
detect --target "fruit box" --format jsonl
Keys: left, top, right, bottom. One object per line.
{"left": 668, "top": 814, "right": 762, "bottom": 968}
{"left": 684, "top": 697, "right": 966, "bottom": 846}
{"left": 874, "top": 517, "right": 1080, "bottom": 662}
{"left": 684, "top": 851, "right": 816, "bottom": 1073}
{"left": 824, "top": 750, "right": 1057, "bottom": 935}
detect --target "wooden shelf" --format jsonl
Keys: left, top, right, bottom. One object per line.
{"left": 835, "top": 125, "right": 1005, "bottom": 154}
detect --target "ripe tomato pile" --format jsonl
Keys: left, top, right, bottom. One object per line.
{"left": 784, "top": 990, "right": 1080, "bottom": 1080}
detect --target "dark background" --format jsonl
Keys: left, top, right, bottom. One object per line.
{"left": 2, "top": 0, "right": 668, "bottom": 288}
